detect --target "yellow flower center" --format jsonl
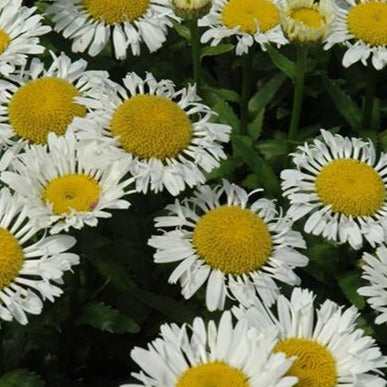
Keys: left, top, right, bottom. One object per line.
{"left": 0, "top": 228, "right": 24, "bottom": 290}
{"left": 176, "top": 361, "right": 250, "bottom": 387}
{"left": 291, "top": 8, "right": 323, "bottom": 28}
{"left": 347, "top": 1, "right": 387, "bottom": 46}
{"left": 0, "top": 29, "right": 11, "bottom": 55}
{"left": 110, "top": 94, "right": 192, "bottom": 160}
{"left": 8, "top": 77, "right": 86, "bottom": 144}
{"left": 221, "top": 0, "right": 280, "bottom": 33}
{"left": 42, "top": 174, "right": 100, "bottom": 215}
{"left": 82, "top": 0, "right": 150, "bottom": 24}
{"left": 192, "top": 206, "right": 273, "bottom": 275}
{"left": 315, "top": 159, "right": 385, "bottom": 217}
{"left": 274, "top": 338, "right": 337, "bottom": 387}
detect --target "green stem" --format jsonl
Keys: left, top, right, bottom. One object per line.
{"left": 188, "top": 19, "right": 201, "bottom": 92}
{"left": 0, "top": 325, "right": 4, "bottom": 374}
{"left": 288, "top": 45, "right": 308, "bottom": 145}
{"left": 240, "top": 49, "right": 254, "bottom": 135}
{"left": 362, "top": 64, "right": 376, "bottom": 129}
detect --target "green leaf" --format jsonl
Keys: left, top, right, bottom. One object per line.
{"left": 233, "top": 135, "right": 280, "bottom": 196}
{"left": 202, "top": 86, "right": 240, "bottom": 103}
{"left": 77, "top": 301, "right": 140, "bottom": 334}
{"left": 338, "top": 273, "right": 366, "bottom": 309}
{"left": 0, "top": 369, "right": 44, "bottom": 387}
{"left": 266, "top": 45, "right": 296, "bottom": 80}
{"left": 248, "top": 108, "right": 265, "bottom": 141}
{"left": 322, "top": 75, "right": 362, "bottom": 131}
{"left": 200, "top": 44, "right": 234, "bottom": 59}
{"left": 172, "top": 20, "right": 191, "bottom": 42}
{"left": 213, "top": 99, "right": 240, "bottom": 133}
{"left": 248, "top": 73, "right": 286, "bottom": 114}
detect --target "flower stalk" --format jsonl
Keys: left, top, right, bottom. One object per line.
{"left": 188, "top": 18, "right": 202, "bottom": 92}
{"left": 240, "top": 49, "right": 254, "bottom": 135}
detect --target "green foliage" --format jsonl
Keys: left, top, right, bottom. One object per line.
{"left": 0, "top": 369, "right": 44, "bottom": 387}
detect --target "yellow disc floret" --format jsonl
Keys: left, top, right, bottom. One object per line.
{"left": 221, "top": 0, "right": 280, "bottom": 33}
{"left": 42, "top": 174, "right": 100, "bottom": 215}
{"left": 0, "top": 29, "right": 11, "bottom": 55}
{"left": 110, "top": 94, "right": 192, "bottom": 160}
{"left": 291, "top": 8, "right": 323, "bottom": 28}
{"left": 347, "top": 1, "right": 387, "bottom": 46}
{"left": 82, "top": 0, "right": 150, "bottom": 24}
{"left": 274, "top": 338, "right": 337, "bottom": 387}
{"left": 315, "top": 159, "right": 385, "bottom": 217}
{"left": 8, "top": 77, "right": 86, "bottom": 144}
{"left": 193, "top": 206, "right": 273, "bottom": 275}
{"left": 0, "top": 228, "right": 24, "bottom": 290}
{"left": 176, "top": 361, "right": 250, "bottom": 387}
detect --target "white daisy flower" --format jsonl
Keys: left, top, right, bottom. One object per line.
{"left": 281, "top": 129, "right": 387, "bottom": 250}
{"left": 199, "top": 0, "right": 288, "bottom": 55}
{"left": 0, "top": 187, "right": 79, "bottom": 325}
{"left": 75, "top": 72, "right": 231, "bottom": 196}
{"left": 0, "top": 0, "right": 51, "bottom": 76}
{"left": 324, "top": 0, "right": 387, "bottom": 70}
{"left": 47, "top": 0, "right": 177, "bottom": 60}
{"left": 280, "top": 0, "right": 334, "bottom": 44}
{"left": 1, "top": 130, "right": 134, "bottom": 234}
{"left": 124, "top": 311, "right": 298, "bottom": 387}
{"left": 0, "top": 51, "right": 109, "bottom": 148}
{"left": 148, "top": 180, "right": 308, "bottom": 311}
{"left": 233, "top": 287, "right": 387, "bottom": 387}
{"left": 358, "top": 245, "right": 387, "bottom": 325}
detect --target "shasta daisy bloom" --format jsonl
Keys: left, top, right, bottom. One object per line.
{"left": 0, "top": 52, "right": 109, "bottom": 149}
{"left": 0, "top": 188, "right": 79, "bottom": 325}
{"left": 47, "top": 0, "right": 177, "bottom": 60}
{"left": 199, "top": 0, "right": 288, "bottom": 55}
{"left": 358, "top": 245, "right": 387, "bottom": 325}
{"left": 0, "top": 0, "right": 51, "bottom": 77}
{"left": 125, "top": 311, "right": 298, "bottom": 387}
{"left": 281, "top": 129, "right": 387, "bottom": 250}
{"left": 324, "top": 0, "right": 387, "bottom": 70}
{"left": 1, "top": 130, "right": 134, "bottom": 234}
{"left": 233, "top": 287, "right": 387, "bottom": 387}
{"left": 75, "top": 72, "right": 231, "bottom": 196}
{"left": 280, "top": 0, "right": 334, "bottom": 44}
{"left": 148, "top": 180, "right": 308, "bottom": 311}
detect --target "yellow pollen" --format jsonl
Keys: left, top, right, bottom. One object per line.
{"left": 347, "top": 1, "right": 387, "bottom": 46}
{"left": 291, "top": 7, "right": 323, "bottom": 28}
{"left": 221, "top": 0, "right": 280, "bottom": 33}
{"left": 192, "top": 206, "right": 272, "bottom": 275}
{"left": 8, "top": 77, "right": 86, "bottom": 144}
{"left": 0, "top": 29, "right": 11, "bottom": 55}
{"left": 82, "top": 0, "right": 150, "bottom": 24}
{"left": 42, "top": 174, "right": 100, "bottom": 215}
{"left": 315, "top": 159, "right": 385, "bottom": 217}
{"left": 274, "top": 338, "right": 337, "bottom": 387}
{"left": 0, "top": 228, "right": 24, "bottom": 290}
{"left": 110, "top": 94, "right": 192, "bottom": 160}
{"left": 176, "top": 361, "right": 250, "bottom": 387}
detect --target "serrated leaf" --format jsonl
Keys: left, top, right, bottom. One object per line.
{"left": 213, "top": 99, "right": 240, "bottom": 133}
{"left": 0, "top": 369, "right": 44, "bottom": 387}
{"left": 233, "top": 135, "right": 280, "bottom": 196}
{"left": 248, "top": 73, "right": 286, "bottom": 114}
{"left": 266, "top": 45, "right": 296, "bottom": 80}
{"left": 172, "top": 20, "right": 191, "bottom": 42}
{"left": 248, "top": 108, "right": 265, "bottom": 141}
{"left": 202, "top": 86, "right": 240, "bottom": 103}
{"left": 322, "top": 75, "right": 362, "bottom": 131}
{"left": 338, "top": 273, "right": 365, "bottom": 309}
{"left": 77, "top": 301, "right": 140, "bottom": 334}
{"left": 200, "top": 44, "right": 234, "bottom": 59}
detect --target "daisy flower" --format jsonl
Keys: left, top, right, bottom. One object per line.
{"left": 47, "top": 0, "right": 177, "bottom": 60}
{"left": 75, "top": 72, "right": 231, "bottom": 196}
{"left": 148, "top": 180, "right": 308, "bottom": 311}
{"left": 199, "top": 0, "right": 288, "bottom": 55}
{"left": 281, "top": 129, "right": 387, "bottom": 250}
{"left": 358, "top": 245, "right": 387, "bottom": 325}
{"left": 125, "top": 311, "right": 298, "bottom": 387}
{"left": 1, "top": 130, "right": 134, "bottom": 234}
{"left": 0, "top": 0, "right": 51, "bottom": 76}
{"left": 0, "top": 188, "right": 79, "bottom": 325}
{"left": 233, "top": 287, "right": 387, "bottom": 387}
{"left": 324, "top": 0, "right": 387, "bottom": 70}
{"left": 0, "top": 51, "right": 109, "bottom": 148}
{"left": 280, "top": 0, "right": 334, "bottom": 44}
